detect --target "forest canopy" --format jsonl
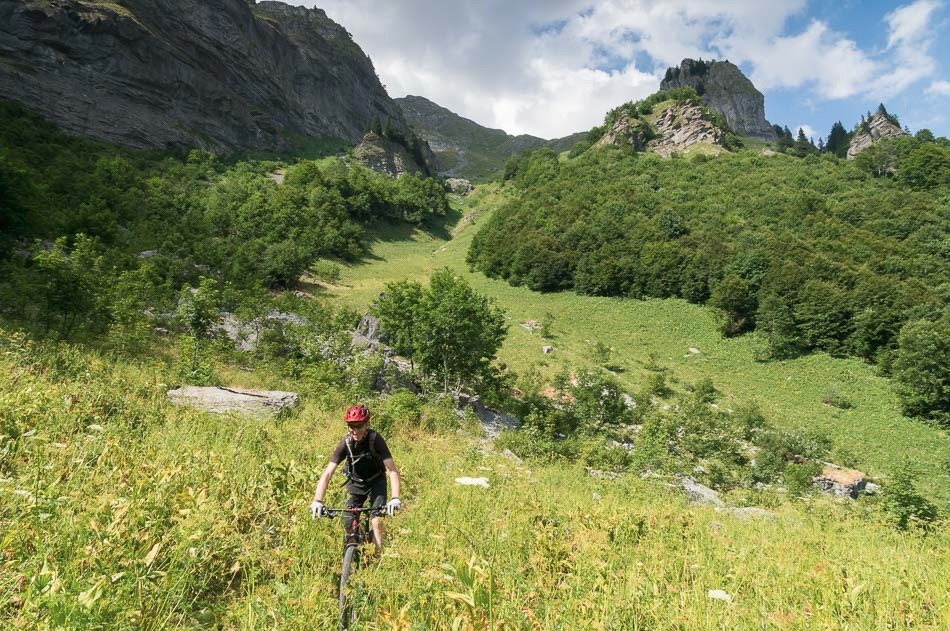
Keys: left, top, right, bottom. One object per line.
{"left": 468, "top": 140, "right": 949, "bottom": 421}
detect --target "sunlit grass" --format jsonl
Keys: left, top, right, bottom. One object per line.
{"left": 1, "top": 331, "right": 947, "bottom": 628}
{"left": 321, "top": 183, "right": 950, "bottom": 509}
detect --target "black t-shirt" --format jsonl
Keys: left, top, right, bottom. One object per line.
{"left": 330, "top": 431, "right": 392, "bottom": 485}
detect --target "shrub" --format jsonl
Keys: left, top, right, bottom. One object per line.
{"left": 822, "top": 388, "right": 853, "bottom": 409}
{"left": 882, "top": 461, "right": 939, "bottom": 530}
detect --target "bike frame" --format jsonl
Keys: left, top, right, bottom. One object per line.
{"left": 321, "top": 507, "right": 387, "bottom": 630}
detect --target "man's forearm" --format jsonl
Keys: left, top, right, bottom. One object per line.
{"left": 313, "top": 473, "right": 331, "bottom": 502}
{"left": 389, "top": 470, "right": 401, "bottom": 499}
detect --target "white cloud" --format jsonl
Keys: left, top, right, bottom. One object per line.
{"left": 886, "top": 0, "right": 940, "bottom": 48}
{"left": 305, "top": 1, "right": 944, "bottom": 137}
{"left": 795, "top": 124, "right": 817, "bottom": 140}
{"left": 927, "top": 80, "right": 950, "bottom": 95}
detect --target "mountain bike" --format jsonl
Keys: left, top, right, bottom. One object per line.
{"left": 321, "top": 507, "right": 387, "bottom": 630}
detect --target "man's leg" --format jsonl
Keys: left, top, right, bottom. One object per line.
{"left": 370, "top": 516, "right": 384, "bottom": 555}
{"left": 368, "top": 479, "right": 387, "bottom": 555}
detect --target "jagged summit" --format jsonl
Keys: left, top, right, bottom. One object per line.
{"left": 0, "top": 0, "right": 408, "bottom": 152}
{"left": 661, "top": 59, "right": 775, "bottom": 141}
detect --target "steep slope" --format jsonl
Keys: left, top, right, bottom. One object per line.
{"left": 0, "top": 0, "right": 408, "bottom": 151}
{"left": 396, "top": 95, "right": 583, "bottom": 181}
{"left": 661, "top": 58, "right": 776, "bottom": 141}
{"left": 396, "top": 95, "right": 545, "bottom": 180}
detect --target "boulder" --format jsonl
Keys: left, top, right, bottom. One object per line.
{"left": 813, "top": 464, "right": 867, "bottom": 499}
{"left": 595, "top": 114, "right": 652, "bottom": 151}
{"left": 167, "top": 386, "right": 299, "bottom": 415}
{"left": 218, "top": 311, "right": 307, "bottom": 352}
{"left": 445, "top": 178, "right": 474, "bottom": 194}
{"left": 456, "top": 392, "right": 520, "bottom": 438}
{"left": 351, "top": 312, "right": 383, "bottom": 353}
{"left": 679, "top": 475, "right": 724, "bottom": 507}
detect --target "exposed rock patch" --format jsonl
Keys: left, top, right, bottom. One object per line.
{"left": 353, "top": 133, "right": 424, "bottom": 178}
{"left": 597, "top": 103, "right": 728, "bottom": 157}
{"left": 167, "top": 386, "right": 299, "bottom": 415}
{"left": 846, "top": 113, "right": 910, "bottom": 160}
{"left": 679, "top": 475, "right": 725, "bottom": 507}
{"left": 445, "top": 178, "right": 474, "bottom": 194}
{"left": 595, "top": 115, "right": 652, "bottom": 151}
{"left": 650, "top": 103, "right": 726, "bottom": 157}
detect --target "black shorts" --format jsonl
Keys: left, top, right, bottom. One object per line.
{"left": 345, "top": 476, "right": 387, "bottom": 510}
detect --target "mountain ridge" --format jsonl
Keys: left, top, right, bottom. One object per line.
{"left": 396, "top": 94, "right": 584, "bottom": 181}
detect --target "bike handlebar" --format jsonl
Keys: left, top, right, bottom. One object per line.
{"left": 321, "top": 507, "right": 388, "bottom": 519}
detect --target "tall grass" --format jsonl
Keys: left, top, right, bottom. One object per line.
{"left": 1, "top": 329, "right": 948, "bottom": 628}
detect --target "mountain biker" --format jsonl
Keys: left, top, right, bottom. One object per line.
{"left": 310, "top": 404, "right": 401, "bottom": 554}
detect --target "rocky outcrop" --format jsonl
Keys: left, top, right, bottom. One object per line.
{"left": 649, "top": 102, "right": 726, "bottom": 157}
{"left": 445, "top": 178, "right": 473, "bottom": 194}
{"left": 597, "top": 102, "right": 728, "bottom": 157}
{"left": 846, "top": 113, "right": 909, "bottom": 160}
{"left": 353, "top": 133, "right": 424, "bottom": 178}
{"left": 595, "top": 114, "right": 652, "bottom": 151}
{"left": 661, "top": 59, "right": 775, "bottom": 141}
{"left": 167, "top": 386, "right": 299, "bottom": 415}
{"left": 0, "top": 0, "right": 409, "bottom": 152}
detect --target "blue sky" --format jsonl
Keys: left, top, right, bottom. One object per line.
{"left": 310, "top": 0, "right": 949, "bottom": 140}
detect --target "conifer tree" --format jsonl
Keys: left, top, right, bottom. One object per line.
{"left": 825, "top": 121, "right": 850, "bottom": 158}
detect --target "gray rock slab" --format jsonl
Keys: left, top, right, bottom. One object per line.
{"left": 167, "top": 386, "right": 299, "bottom": 415}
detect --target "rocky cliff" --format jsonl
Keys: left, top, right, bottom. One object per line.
{"left": 0, "top": 0, "right": 409, "bottom": 152}
{"left": 660, "top": 59, "right": 775, "bottom": 141}
{"left": 846, "top": 113, "right": 909, "bottom": 159}
{"left": 353, "top": 132, "right": 423, "bottom": 178}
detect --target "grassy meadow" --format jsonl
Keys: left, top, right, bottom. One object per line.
{"left": 317, "top": 184, "right": 950, "bottom": 511}
{"left": 1, "top": 330, "right": 948, "bottom": 629}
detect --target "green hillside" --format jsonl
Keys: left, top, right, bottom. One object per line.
{"left": 2, "top": 100, "right": 948, "bottom": 628}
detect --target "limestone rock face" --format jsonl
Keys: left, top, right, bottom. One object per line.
{"left": 445, "top": 178, "right": 474, "bottom": 194}
{"left": 661, "top": 59, "right": 775, "bottom": 141}
{"left": 353, "top": 133, "right": 424, "bottom": 178}
{"left": 649, "top": 102, "right": 726, "bottom": 157}
{"left": 0, "top": 0, "right": 409, "bottom": 151}
{"left": 595, "top": 114, "right": 652, "bottom": 151}
{"left": 846, "top": 113, "right": 910, "bottom": 159}
{"left": 813, "top": 465, "right": 867, "bottom": 499}
{"left": 597, "top": 102, "right": 728, "bottom": 158}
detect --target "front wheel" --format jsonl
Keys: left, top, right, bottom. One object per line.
{"left": 339, "top": 545, "right": 357, "bottom": 630}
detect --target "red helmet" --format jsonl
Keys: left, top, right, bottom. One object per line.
{"left": 344, "top": 404, "right": 370, "bottom": 424}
